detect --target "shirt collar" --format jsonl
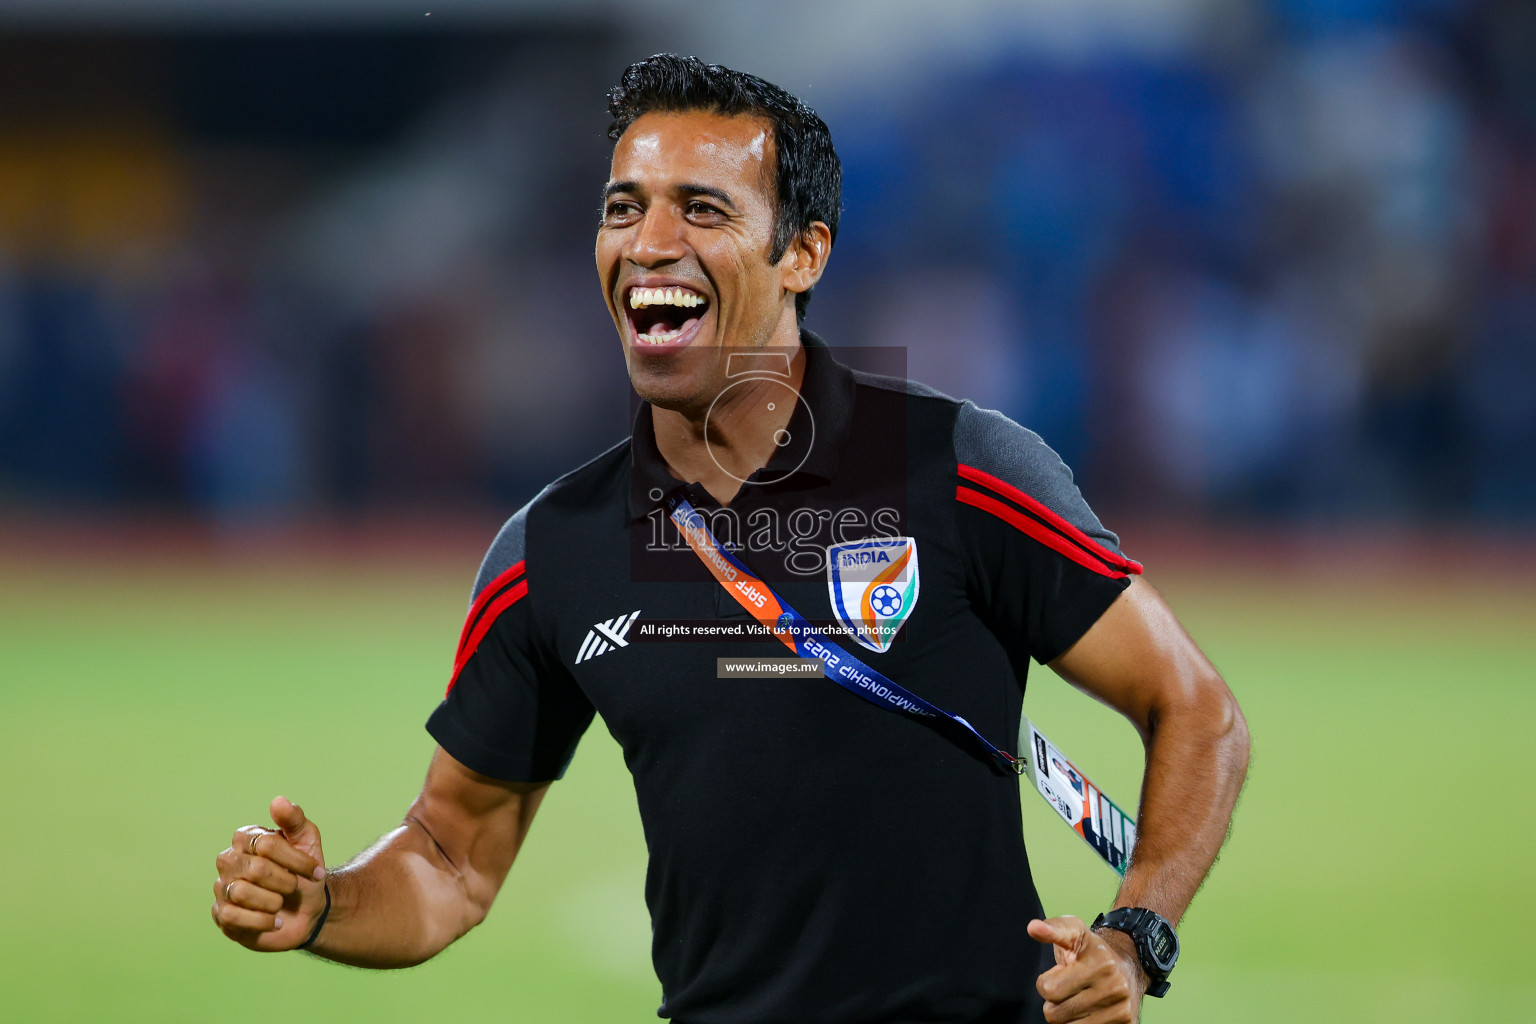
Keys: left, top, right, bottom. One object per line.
{"left": 628, "top": 329, "right": 856, "bottom": 521}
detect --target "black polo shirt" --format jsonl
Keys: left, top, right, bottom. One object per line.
{"left": 427, "top": 332, "right": 1141, "bottom": 1024}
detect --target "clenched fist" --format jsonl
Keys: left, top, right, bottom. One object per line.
{"left": 212, "top": 796, "right": 328, "bottom": 952}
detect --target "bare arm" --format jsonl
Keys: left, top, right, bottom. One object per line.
{"left": 310, "top": 746, "right": 548, "bottom": 967}
{"left": 214, "top": 745, "right": 548, "bottom": 968}
{"left": 1027, "top": 576, "right": 1250, "bottom": 1022}
{"left": 1051, "top": 576, "right": 1249, "bottom": 923}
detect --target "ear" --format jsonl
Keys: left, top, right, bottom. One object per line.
{"left": 779, "top": 222, "right": 833, "bottom": 298}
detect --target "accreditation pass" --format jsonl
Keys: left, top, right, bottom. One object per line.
{"left": 1019, "top": 716, "right": 1137, "bottom": 877}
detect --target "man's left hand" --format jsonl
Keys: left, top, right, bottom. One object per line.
{"left": 1027, "top": 915, "right": 1146, "bottom": 1024}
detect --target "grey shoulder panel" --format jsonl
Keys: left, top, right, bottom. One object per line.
{"left": 467, "top": 437, "right": 629, "bottom": 604}
{"left": 953, "top": 401, "right": 1123, "bottom": 554}
{"left": 471, "top": 492, "right": 540, "bottom": 602}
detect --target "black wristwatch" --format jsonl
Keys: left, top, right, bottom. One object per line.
{"left": 1091, "top": 907, "right": 1179, "bottom": 998}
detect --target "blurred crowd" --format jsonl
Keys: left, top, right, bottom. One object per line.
{"left": 0, "top": 0, "right": 1532, "bottom": 525}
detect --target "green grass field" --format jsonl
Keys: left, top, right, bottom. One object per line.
{"left": 2, "top": 533, "right": 1533, "bottom": 1022}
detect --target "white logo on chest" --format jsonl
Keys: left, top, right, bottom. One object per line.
{"left": 574, "top": 609, "right": 642, "bottom": 665}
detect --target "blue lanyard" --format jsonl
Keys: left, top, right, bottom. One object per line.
{"left": 668, "top": 493, "right": 1022, "bottom": 775}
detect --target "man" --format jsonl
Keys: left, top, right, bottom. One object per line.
{"left": 212, "top": 54, "right": 1249, "bottom": 1024}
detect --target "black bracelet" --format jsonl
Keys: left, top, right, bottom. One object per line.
{"left": 297, "top": 882, "right": 331, "bottom": 950}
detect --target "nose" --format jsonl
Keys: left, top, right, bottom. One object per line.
{"left": 625, "top": 203, "right": 686, "bottom": 267}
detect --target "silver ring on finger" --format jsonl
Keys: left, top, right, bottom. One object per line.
{"left": 248, "top": 831, "right": 263, "bottom": 855}
{"left": 225, "top": 880, "right": 236, "bottom": 901}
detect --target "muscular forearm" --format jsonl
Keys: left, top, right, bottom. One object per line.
{"left": 303, "top": 757, "right": 544, "bottom": 968}
{"left": 308, "top": 815, "right": 487, "bottom": 969}
{"left": 1034, "top": 581, "right": 1251, "bottom": 1021}
{"left": 213, "top": 752, "right": 543, "bottom": 964}
{"left": 1048, "top": 580, "right": 1251, "bottom": 927}
{"left": 1113, "top": 676, "right": 1249, "bottom": 925}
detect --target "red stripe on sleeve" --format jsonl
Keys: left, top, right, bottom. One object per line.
{"left": 446, "top": 578, "right": 529, "bottom": 696}
{"left": 957, "top": 464, "right": 1143, "bottom": 575}
{"left": 454, "top": 560, "right": 526, "bottom": 660}
{"left": 956, "top": 486, "right": 1130, "bottom": 580}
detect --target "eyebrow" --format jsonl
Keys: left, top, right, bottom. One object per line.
{"left": 602, "top": 180, "right": 638, "bottom": 203}
{"left": 601, "top": 181, "right": 739, "bottom": 211}
{"left": 677, "top": 184, "right": 738, "bottom": 210}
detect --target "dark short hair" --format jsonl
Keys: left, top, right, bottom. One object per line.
{"left": 606, "top": 54, "right": 842, "bottom": 322}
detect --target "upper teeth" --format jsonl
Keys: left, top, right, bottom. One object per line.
{"left": 629, "top": 286, "right": 705, "bottom": 309}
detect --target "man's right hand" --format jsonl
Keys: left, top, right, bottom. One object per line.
{"left": 213, "top": 796, "right": 328, "bottom": 952}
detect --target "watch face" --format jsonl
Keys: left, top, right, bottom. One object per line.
{"left": 1148, "top": 923, "right": 1178, "bottom": 971}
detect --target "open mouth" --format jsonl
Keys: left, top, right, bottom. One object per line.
{"left": 625, "top": 285, "right": 710, "bottom": 347}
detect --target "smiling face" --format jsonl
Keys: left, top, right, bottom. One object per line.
{"left": 597, "top": 110, "right": 825, "bottom": 417}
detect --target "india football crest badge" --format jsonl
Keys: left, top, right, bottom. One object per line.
{"left": 826, "top": 537, "right": 920, "bottom": 654}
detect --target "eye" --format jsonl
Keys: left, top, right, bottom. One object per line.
{"left": 686, "top": 200, "right": 725, "bottom": 221}
{"left": 603, "top": 200, "right": 640, "bottom": 226}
